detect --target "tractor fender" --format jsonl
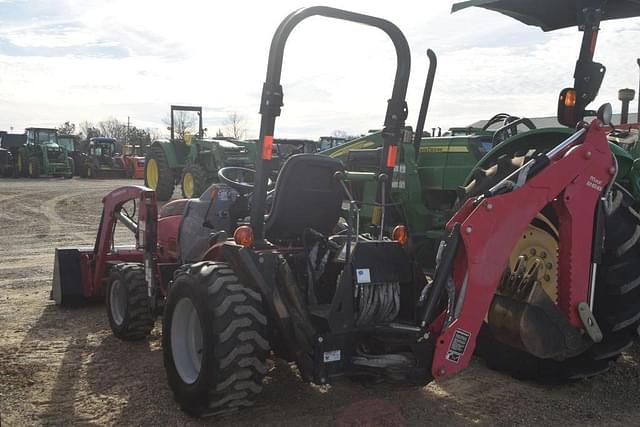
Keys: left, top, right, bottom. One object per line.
{"left": 149, "top": 140, "right": 184, "bottom": 168}
{"left": 607, "top": 141, "right": 633, "bottom": 179}
{"left": 463, "top": 128, "right": 574, "bottom": 186}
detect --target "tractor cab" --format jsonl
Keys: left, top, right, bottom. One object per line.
{"left": 25, "top": 128, "right": 65, "bottom": 157}
{"left": 89, "top": 137, "right": 117, "bottom": 158}
{"left": 82, "top": 137, "right": 127, "bottom": 178}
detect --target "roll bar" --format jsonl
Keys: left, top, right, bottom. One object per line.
{"left": 251, "top": 6, "right": 412, "bottom": 240}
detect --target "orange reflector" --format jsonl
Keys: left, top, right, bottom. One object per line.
{"left": 563, "top": 89, "right": 576, "bottom": 107}
{"left": 262, "top": 135, "right": 273, "bottom": 160}
{"left": 386, "top": 145, "right": 398, "bottom": 168}
{"left": 233, "top": 226, "right": 254, "bottom": 247}
{"left": 392, "top": 225, "right": 408, "bottom": 245}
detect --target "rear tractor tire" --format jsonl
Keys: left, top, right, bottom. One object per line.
{"left": 106, "top": 263, "right": 155, "bottom": 340}
{"left": 163, "top": 262, "right": 269, "bottom": 417}
{"left": 64, "top": 157, "right": 74, "bottom": 179}
{"left": 465, "top": 145, "right": 640, "bottom": 382}
{"left": 181, "top": 163, "right": 209, "bottom": 198}
{"left": 145, "top": 146, "right": 175, "bottom": 201}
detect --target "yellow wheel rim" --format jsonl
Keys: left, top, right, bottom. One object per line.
{"left": 17, "top": 153, "right": 22, "bottom": 173}
{"left": 508, "top": 213, "right": 559, "bottom": 301}
{"left": 147, "top": 159, "right": 158, "bottom": 189}
{"left": 28, "top": 162, "right": 33, "bottom": 176}
{"left": 183, "top": 172, "right": 194, "bottom": 198}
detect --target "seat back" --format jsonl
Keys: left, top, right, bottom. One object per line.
{"left": 265, "top": 154, "right": 344, "bottom": 240}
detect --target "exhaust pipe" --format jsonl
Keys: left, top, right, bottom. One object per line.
{"left": 619, "top": 88, "right": 635, "bottom": 125}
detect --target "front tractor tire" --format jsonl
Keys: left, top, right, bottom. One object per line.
{"left": 145, "top": 146, "right": 175, "bottom": 201}
{"left": 181, "top": 163, "right": 208, "bottom": 198}
{"left": 163, "top": 262, "right": 269, "bottom": 417}
{"left": 28, "top": 158, "right": 41, "bottom": 178}
{"left": 106, "top": 263, "right": 155, "bottom": 340}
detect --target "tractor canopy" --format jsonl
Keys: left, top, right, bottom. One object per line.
{"left": 452, "top": 0, "right": 640, "bottom": 31}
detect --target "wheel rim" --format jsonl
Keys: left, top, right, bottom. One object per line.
{"left": 171, "top": 297, "right": 203, "bottom": 384}
{"left": 109, "top": 279, "right": 127, "bottom": 326}
{"left": 507, "top": 213, "right": 558, "bottom": 301}
{"left": 87, "top": 167, "right": 92, "bottom": 177}
{"left": 183, "top": 172, "right": 194, "bottom": 198}
{"left": 147, "top": 159, "right": 158, "bottom": 189}
{"left": 28, "top": 162, "right": 32, "bottom": 176}
{"left": 17, "top": 154, "right": 22, "bottom": 173}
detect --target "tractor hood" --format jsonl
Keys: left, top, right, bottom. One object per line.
{"left": 44, "top": 142, "right": 62, "bottom": 151}
{"left": 452, "top": 0, "right": 640, "bottom": 31}
{"left": 216, "top": 139, "right": 246, "bottom": 152}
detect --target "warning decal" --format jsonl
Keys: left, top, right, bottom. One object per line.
{"left": 445, "top": 329, "right": 471, "bottom": 363}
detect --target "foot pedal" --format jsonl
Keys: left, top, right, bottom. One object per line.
{"left": 578, "top": 302, "right": 603, "bottom": 343}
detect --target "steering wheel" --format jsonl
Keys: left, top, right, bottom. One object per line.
{"left": 217, "top": 167, "right": 257, "bottom": 193}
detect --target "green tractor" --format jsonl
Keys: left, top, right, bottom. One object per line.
{"left": 324, "top": 1, "right": 640, "bottom": 271}
{"left": 15, "top": 128, "right": 73, "bottom": 179}
{"left": 144, "top": 105, "right": 256, "bottom": 201}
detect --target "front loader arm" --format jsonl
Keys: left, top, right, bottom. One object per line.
{"left": 90, "top": 185, "right": 156, "bottom": 297}
{"left": 427, "top": 121, "right": 613, "bottom": 380}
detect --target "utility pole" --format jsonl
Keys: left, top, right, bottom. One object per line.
{"left": 126, "top": 116, "right": 130, "bottom": 145}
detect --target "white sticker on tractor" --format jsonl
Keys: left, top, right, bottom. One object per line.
{"left": 586, "top": 176, "right": 604, "bottom": 192}
{"left": 445, "top": 329, "right": 471, "bottom": 363}
{"left": 356, "top": 268, "right": 371, "bottom": 284}
{"left": 323, "top": 350, "right": 341, "bottom": 363}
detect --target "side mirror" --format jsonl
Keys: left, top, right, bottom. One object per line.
{"left": 596, "top": 103, "right": 612, "bottom": 127}
{"left": 557, "top": 88, "right": 579, "bottom": 127}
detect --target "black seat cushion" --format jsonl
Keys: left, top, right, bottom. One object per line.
{"left": 265, "top": 154, "right": 344, "bottom": 241}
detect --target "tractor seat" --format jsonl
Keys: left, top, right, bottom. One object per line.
{"left": 265, "top": 154, "right": 344, "bottom": 241}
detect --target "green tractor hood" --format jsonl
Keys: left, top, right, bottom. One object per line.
{"left": 452, "top": 0, "right": 640, "bottom": 31}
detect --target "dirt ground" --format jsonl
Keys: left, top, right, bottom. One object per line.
{"left": 1, "top": 178, "right": 639, "bottom": 426}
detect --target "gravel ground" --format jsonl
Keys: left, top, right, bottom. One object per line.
{"left": 0, "top": 178, "right": 639, "bottom": 426}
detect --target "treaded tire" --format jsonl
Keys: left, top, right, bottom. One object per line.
{"left": 145, "top": 146, "right": 175, "bottom": 201}
{"left": 181, "top": 163, "right": 209, "bottom": 198}
{"left": 163, "top": 261, "right": 269, "bottom": 417}
{"left": 474, "top": 180, "right": 640, "bottom": 382}
{"left": 28, "top": 158, "right": 40, "bottom": 178}
{"left": 106, "top": 263, "right": 155, "bottom": 341}
{"left": 64, "top": 157, "right": 74, "bottom": 179}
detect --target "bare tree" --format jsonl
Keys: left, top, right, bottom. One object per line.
{"left": 162, "top": 111, "right": 197, "bottom": 140}
{"left": 79, "top": 121, "right": 100, "bottom": 140}
{"left": 147, "top": 127, "right": 164, "bottom": 141}
{"left": 331, "top": 130, "right": 349, "bottom": 139}
{"left": 98, "top": 118, "right": 127, "bottom": 142}
{"left": 223, "top": 112, "right": 247, "bottom": 140}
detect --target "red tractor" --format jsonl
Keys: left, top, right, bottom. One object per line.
{"left": 116, "top": 144, "right": 146, "bottom": 179}
{"left": 52, "top": 3, "right": 640, "bottom": 419}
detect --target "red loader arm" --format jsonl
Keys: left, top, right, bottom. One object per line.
{"left": 89, "top": 186, "right": 157, "bottom": 297}
{"left": 428, "top": 121, "right": 614, "bottom": 380}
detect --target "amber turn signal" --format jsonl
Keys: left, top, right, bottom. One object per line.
{"left": 392, "top": 225, "right": 408, "bottom": 245}
{"left": 233, "top": 225, "right": 254, "bottom": 247}
{"left": 562, "top": 89, "right": 576, "bottom": 107}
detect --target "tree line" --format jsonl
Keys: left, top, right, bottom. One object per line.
{"left": 56, "top": 112, "right": 249, "bottom": 148}
{"left": 57, "top": 119, "right": 156, "bottom": 148}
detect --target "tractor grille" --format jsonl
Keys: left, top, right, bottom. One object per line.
{"left": 47, "top": 149, "right": 66, "bottom": 162}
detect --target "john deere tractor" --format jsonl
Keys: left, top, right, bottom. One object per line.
{"left": 15, "top": 128, "right": 73, "bottom": 178}
{"left": 325, "top": 1, "right": 640, "bottom": 271}
{"left": 145, "top": 105, "right": 256, "bottom": 201}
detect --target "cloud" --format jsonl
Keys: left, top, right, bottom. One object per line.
{"left": 0, "top": 0, "right": 638, "bottom": 138}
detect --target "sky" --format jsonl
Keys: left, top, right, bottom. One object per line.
{"left": 0, "top": 0, "right": 638, "bottom": 139}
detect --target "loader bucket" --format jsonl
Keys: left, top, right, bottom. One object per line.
{"left": 52, "top": 247, "right": 94, "bottom": 306}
